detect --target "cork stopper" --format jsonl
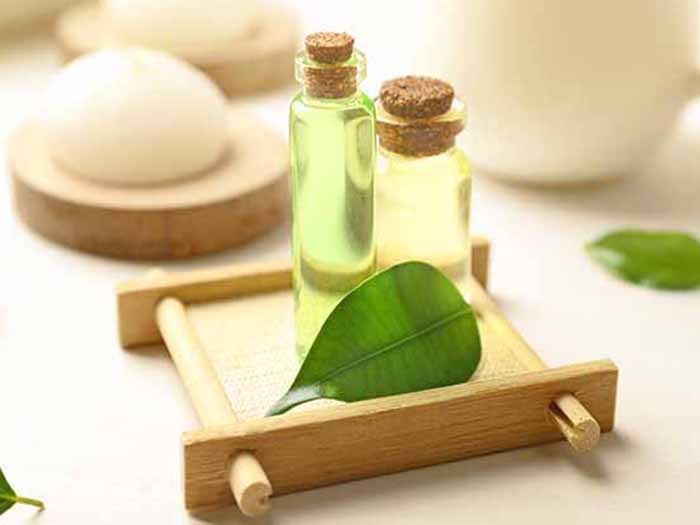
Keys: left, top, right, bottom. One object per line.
{"left": 376, "top": 76, "right": 464, "bottom": 157}
{"left": 380, "top": 76, "right": 454, "bottom": 119}
{"left": 305, "top": 32, "right": 354, "bottom": 64}
{"left": 299, "top": 32, "right": 360, "bottom": 99}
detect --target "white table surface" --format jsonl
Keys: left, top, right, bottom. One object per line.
{"left": 2, "top": 12, "right": 700, "bottom": 525}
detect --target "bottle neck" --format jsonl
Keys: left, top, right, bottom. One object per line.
{"left": 375, "top": 97, "right": 465, "bottom": 158}
{"left": 302, "top": 66, "right": 358, "bottom": 99}
{"left": 300, "top": 87, "right": 362, "bottom": 105}
{"left": 379, "top": 144, "right": 457, "bottom": 161}
{"left": 295, "top": 49, "right": 366, "bottom": 100}
{"left": 377, "top": 125, "right": 460, "bottom": 158}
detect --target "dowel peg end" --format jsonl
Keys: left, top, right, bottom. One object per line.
{"left": 230, "top": 452, "right": 273, "bottom": 517}
{"left": 237, "top": 480, "right": 272, "bottom": 517}
{"left": 549, "top": 394, "right": 601, "bottom": 453}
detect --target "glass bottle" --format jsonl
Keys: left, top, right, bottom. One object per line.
{"left": 375, "top": 76, "right": 470, "bottom": 282}
{"left": 289, "top": 33, "right": 376, "bottom": 360}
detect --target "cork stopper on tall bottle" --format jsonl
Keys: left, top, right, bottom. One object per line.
{"left": 300, "top": 32, "right": 360, "bottom": 99}
{"left": 376, "top": 76, "right": 464, "bottom": 157}
{"left": 305, "top": 32, "right": 354, "bottom": 63}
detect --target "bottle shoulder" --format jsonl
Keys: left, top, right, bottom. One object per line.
{"left": 290, "top": 90, "right": 375, "bottom": 117}
{"left": 448, "top": 146, "right": 470, "bottom": 169}
{"left": 378, "top": 146, "right": 470, "bottom": 177}
{"left": 450, "top": 146, "right": 470, "bottom": 173}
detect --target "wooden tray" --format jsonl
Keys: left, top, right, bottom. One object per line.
{"left": 117, "top": 237, "right": 618, "bottom": 515}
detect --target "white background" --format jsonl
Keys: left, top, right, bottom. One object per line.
{"left": 2, "top": 2, "right": 700, "bottom": 523}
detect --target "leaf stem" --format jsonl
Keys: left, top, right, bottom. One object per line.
{"left": 0, "top": 493, "right": 45, "bottom": 510}
{"left": 266, "top": 385, "right": 321, "bottom": 416}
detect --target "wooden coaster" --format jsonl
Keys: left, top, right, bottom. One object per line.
{"left": 9, "top": 110, "right": 288, "bottom": 260}
{"left": 55, "top": 2, "right": 298, "bottom": 97}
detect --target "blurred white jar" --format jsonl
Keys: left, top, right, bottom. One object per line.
{"left": 104, "top": 0, "right": 260, "bottom": 58}
{"left": 42, "top": 47, "right": 229, "bottom": 185}
{"left": 426, "top": 0, "right": 700, "bottom": 184}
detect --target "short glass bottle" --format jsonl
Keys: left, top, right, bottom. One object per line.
{"left": 289, "top": 33, "right": 376, "bottom": 360}
{"left": 375, "top": 77, "right": 471, "bottom": 282}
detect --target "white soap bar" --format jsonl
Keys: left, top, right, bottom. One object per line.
{"left": 104, "top": 0, "right": 260, "bottom": 57}
{"left": 41, "top": 47, "right": 229, "bottom": 186}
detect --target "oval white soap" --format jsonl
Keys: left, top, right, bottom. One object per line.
{"left": 42, "top": 47, "right": 229, "bottom": 185}
{"left": 104, "top": 0, "right": 260, "bottom": 57}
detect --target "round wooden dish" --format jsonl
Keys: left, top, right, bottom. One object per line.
{"left": 9, "top": 111, "right": 288, "bottom": 260}
{"left": 55, "top": 2, "right": 298, "bottom": 97}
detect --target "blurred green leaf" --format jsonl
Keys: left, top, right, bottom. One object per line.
{"left": 586, "top": 229, "right": 700, "bottom": 290}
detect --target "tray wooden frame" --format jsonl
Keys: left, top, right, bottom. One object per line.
{"left": 117, "top": 236, "right": 618, "bottom": 512}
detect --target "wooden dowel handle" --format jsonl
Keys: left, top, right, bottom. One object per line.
{"left": 468, "top": 276, "right": 600, "bottom": 452}
{"left": 156, "top": 297, "right": 236, "bottom": 426}
{"left": 151, "top": 272, "right": 272, "bottom": 516}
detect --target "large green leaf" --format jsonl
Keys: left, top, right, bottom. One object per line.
{"left": 586, "top": 230, "right": 700, "bottom": 290}
{"left": 267, "top": 262, "right": 481, "bottom": 416}
{"left": 0, "top": 467, "right": 16, "bottom": 515}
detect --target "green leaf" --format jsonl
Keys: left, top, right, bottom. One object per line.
{"left": 586, "top": 229, "right": 700, "bottom": 290}
{"left": 0, "top": 467, "right": 16, "bottom": 515}
{"left": 267, "top": 261, "right": 482, "bottom": 416}
{"left": 0, "top": 467, "right": 44, "bottom": 515}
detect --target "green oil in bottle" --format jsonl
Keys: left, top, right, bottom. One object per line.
{"left": 290, "top": 33, "right": 376, "bottom": 360}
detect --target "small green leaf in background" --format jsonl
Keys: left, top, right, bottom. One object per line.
{"left": 586, "top": 229, "right": 700, "bottom": 290}
{"left": 268, "top": 262, "right": 482, "bottom": 416}
{"left": 0, "top": 467, "right": 44, "bottom": 516}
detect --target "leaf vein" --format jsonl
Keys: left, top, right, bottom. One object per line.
{"left": 309, "top": 307, "right": 471, "bottom": 389}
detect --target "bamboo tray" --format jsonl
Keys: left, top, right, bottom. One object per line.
{"left": 116, "top": 237, "right": 618, "bottom": 516}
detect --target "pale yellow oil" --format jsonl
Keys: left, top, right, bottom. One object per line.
{"left": 290, "top": 91, "right": 376, "bottom": 360}
{"left": 376, "top": 145, "right": 471, "bottom": 281}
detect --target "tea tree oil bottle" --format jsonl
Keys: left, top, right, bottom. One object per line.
{"left": 290, "top": 33, "right": 376, "bottom": 360}
{"left": 375, "top": 76, "right": 470, "bottom": 281}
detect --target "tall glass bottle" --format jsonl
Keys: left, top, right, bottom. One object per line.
{"left": 290, "top": 33, "right": 376, "bottom": 360}
{"left": 375, "top": 76, "right": 471, "bottom": 282}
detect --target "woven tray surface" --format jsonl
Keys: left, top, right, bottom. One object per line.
{"left": 188, "top": 283, "right": 529, "bottom": 421}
